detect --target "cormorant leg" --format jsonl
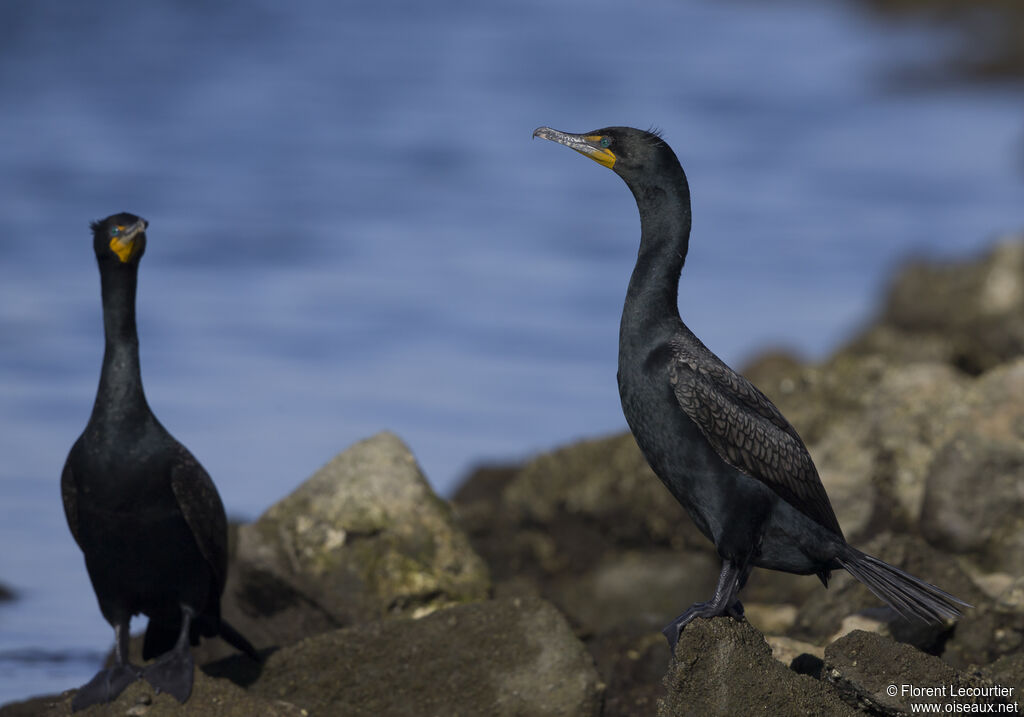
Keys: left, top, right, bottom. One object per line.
{"left": 661, "top": 560, "right": 746, "bottom": 651}
{"left": 71, "top": 620, "right": 142, "bottom": 712}
{"left": 142, "top": 605, "right": 195, "bottom": 703}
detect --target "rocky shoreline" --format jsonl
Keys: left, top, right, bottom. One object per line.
{"left": 2, "top": 237, "right": 1022, "bottom": 715}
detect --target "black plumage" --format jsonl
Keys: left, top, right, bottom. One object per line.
{"left": 533, "top": 126, "right": 968, "bottom": 648}
{"left": 62, "top": 213, "right": 256, "bottom": 711}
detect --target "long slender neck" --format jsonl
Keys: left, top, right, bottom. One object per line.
{"left": 620, "top": 173, "right": 692, "bottom": 341}
{"left": 91, "top": 262, "right": 149, "bottom": 422}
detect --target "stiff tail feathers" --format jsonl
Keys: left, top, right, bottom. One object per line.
{"left": 837, "top": 548, "right": 970, "bottom": 623}
{"left": 218, "top": 618, "right": 259, "bottom": 661}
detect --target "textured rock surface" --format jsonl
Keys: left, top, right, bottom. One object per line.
{"left": 214, "top": 432, "right": 490, "bottom": 657}
{"left": 207, "top": 596, "right": 602, "bottom": 717}
{"left": 824, "top": 630, "right": 1012, "bottom": 715}
{"left": 658, "top": 619, "right": 857, "bottom": 717}
{"left": 919, "top": 360, "right": 1024, "bottom": 575}
{"left": 0, "top": 671, "right": 306, "bottom": 717}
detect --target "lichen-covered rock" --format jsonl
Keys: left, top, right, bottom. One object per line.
{"left": 824, "top": 629, "right": 1012, "bottom": 715}
{"left": 658, "top": 618, "right": 857, "bottom": 716}
{"left": 0, "top": 670, "right": 305, "bottom": 717}
{"left": 208, "top": 596, "right": 602, "bottom": 717}
{"left": 217, "top": 432, "right": 490, "bottom": 655}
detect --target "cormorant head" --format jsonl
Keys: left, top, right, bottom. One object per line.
{"left": 91, "top": 213, "right": 148, "bottom": 266}
{"left": 533, "top": 126, "right": 682, "bottom": 188}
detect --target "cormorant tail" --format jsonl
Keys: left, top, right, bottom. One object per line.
{"left": 837, "top": 547, "right": 970, "bottom": 623}
{"left": 218, "top": 618, "right": 259, "bottom": 660}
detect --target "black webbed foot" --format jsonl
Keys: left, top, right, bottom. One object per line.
{"left": 143, "top": 648, "right": 195, "bottom": 703}
{"left": 71, "top": 663, "right": 143, "bottom": 712}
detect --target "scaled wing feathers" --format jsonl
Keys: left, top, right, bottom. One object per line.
{"left": 667, "top": 337, "right": 842, "bottom": 536}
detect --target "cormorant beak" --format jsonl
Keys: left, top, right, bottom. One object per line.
{"left": 110, "top": 218, "right": 148, "bottom": 263}
{"left": 533, "top": 127, "right": 616, "bottom": 169}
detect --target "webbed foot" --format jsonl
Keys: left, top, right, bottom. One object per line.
{"left": 661, "top": 559, "right": 748, "bottom": 651}
{"left": 71, "top": 663, "right": 142, "bottom": 712}
{"left": 143, "top": 648, "right": 194, "bottom": 703}
{"left": 661, "top": 598, "right": 745, "bottom": 650}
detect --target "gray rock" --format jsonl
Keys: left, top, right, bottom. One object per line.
{"left": 847, "top": 238, "right": 1024, "bottom": 374}
{"left": 545, "top": 549, "right": 719, "bottom": 636}
{"left": 919, "top": 359, "right": 1024, "bottom": 575}
{"left": 658, "top": 618, "right": 857, "bottom": 716}
{"left": 824, "top": 629, "right": 1012, "bottom": 715}
{"left": 214, "top": 432, "right": 490, "bottom": 657}
{"left": 208, "top": 596, "right": 602, "bottom": 717}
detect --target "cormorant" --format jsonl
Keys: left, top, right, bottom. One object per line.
{"left": 62, "top": 213, "right": 257, "bottom": 711}
{"left": 533, "top": 126, "right": 968, "bottom": 648}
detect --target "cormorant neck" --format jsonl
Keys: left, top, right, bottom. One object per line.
{"left": 621, "top": 170, "right": 692, "bottom": 335}
{"left": 92, "top": 262, "right": 149, "bottom": 420}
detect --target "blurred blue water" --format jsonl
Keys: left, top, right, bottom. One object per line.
{"left": 1, "top": 0, "right": 1023, "bottom": 705}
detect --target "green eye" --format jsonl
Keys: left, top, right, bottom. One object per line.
{"left": 600, "top": 137, "right": 611, "bottom": 148}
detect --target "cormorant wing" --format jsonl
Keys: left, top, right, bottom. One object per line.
{"left": 169, "top": 447, "right": 229, "bottom": 592}
{"left": 667, "top": 335, "right": 843, "bottom": 536}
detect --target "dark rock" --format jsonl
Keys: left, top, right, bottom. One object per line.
{"left": 206, "top": 432, "right": 490, "bottom": 660}
{"left": 824, "top": 629, "right": 1011, "bottom": 715}
{"left": 0, "top": 670, "right": 305, "bottom": 717}
{"left": 0, "top": 582, "right": 13, "bottom": 602}
{"left": 453, "top": 436, "right": 723, "bottom": 716}
{"left": 943, "top": 576, "right": 1024, "bottom": 669}
{"left": 208, "top": 596, "right": 602, "bottom": 717}
{"left": 658, "top": 618, "right": 857, "bottom": 716}
{"left": 979, "top": 652, "right": 1024, "bottom": 710}
{"left": 589, "top": 629, "right": 670, "bottom": 717}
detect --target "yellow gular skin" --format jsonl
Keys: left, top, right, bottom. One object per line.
{"left": 582, "top": 135, "right": 616, "bottom": 168}
{"left": 109, "top": 234, "right": 135, "bottom": 262}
